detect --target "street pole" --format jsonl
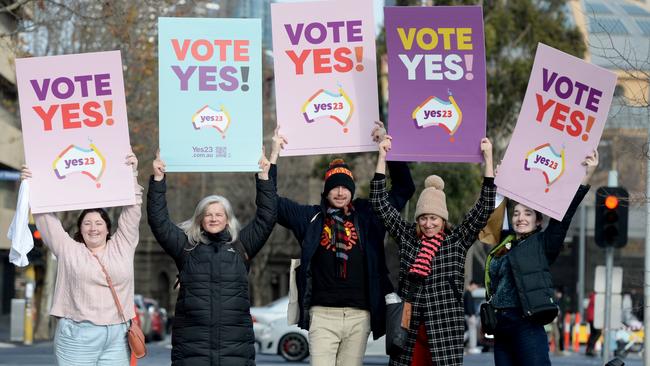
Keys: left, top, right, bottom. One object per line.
{"left": 602, "top": 171, "right": 618, "bottom": 364}
{"left": 644, "top": 129, "right": 650, "bottom": 366}
{"left": 602, "top": 247, "right": 614, "bottom": 364}
{"left": 578, "top": 204, "right": 586, "bottom": 321}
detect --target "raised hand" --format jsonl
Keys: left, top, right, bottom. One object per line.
{"left": 480, "top": 137, "right": 494, "bottom": 178}
{"left": 20, "top": 165, "right": 32, "bottom": 181}
{"left": 371, "top": 120, "right": 387, "bottom": 143}
{"left": 375, "top": 135, "right": 392, "bottom": 175}
{"left": 125, "top": 150, "right": 138, "bottom": 173}
{"left": 581, "top": 149, "right": 598, "bottom": 185}
{"left": 270, "top": 125, "right": 288, "bottom": 164}
{"left": 379, "top": 135, "right": 392, "bottom": 159}
{"left": 153, "top": 149, "right": 166, "bottom": 181}
{"left": 258, "top": 146, "right": 271, "bottom": 180}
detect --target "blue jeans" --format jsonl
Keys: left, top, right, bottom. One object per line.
{"left": 54, "top": 318, "right": 130, "bottom": 365}
{"left": 493, "top": 308, "right": 551, "bottom": 366}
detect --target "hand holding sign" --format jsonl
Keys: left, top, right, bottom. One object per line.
{"left": 153, "top": 150, "right": 166, "bottom": 182}
{"left": 270, "top": 126, "right": 288, "bottom": 165}
{"left": 581, "top": 149, "right": 598, "bottom": 185}
{"left": 258, "top": 147, "right": 271, "bottom": 180}
{"left": 125, "top": 151, "right": 138, "bottom": 173}
{"left": 378, "top": 135, "right": 392, "bottom": 158}
{"left": 20, "top": 165, "right": 32, "bottom": 181}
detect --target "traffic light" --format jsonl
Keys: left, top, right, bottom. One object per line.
{"left": 27, "top": 224, "right": 44, "bottom": 265}
{"left": 595, "top": 186, "right": 629, "bottom": 248}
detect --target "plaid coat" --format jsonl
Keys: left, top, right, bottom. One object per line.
{"left": 370, "top": 175, "right": 496, "bottom": 366}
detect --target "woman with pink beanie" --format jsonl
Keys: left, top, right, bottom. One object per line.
{"left": 370, "top": 136, "right": 495, "bottom": 366}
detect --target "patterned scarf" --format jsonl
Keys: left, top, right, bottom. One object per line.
{"left": 320, "top": 207, "right": 358, "bottom": 279}
{"left": 408, "top": 232, "right": 445, "bottom": 277}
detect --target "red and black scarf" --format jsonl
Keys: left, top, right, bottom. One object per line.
{"left": 408, "top": 232, "right": 445, "bottom": 277}
{"left": 320, "top": 207, "right": 358, "bottom": 279}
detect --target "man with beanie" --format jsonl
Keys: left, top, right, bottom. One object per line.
{"left": 269, "top": 123, "right": 415, "bottom": 366}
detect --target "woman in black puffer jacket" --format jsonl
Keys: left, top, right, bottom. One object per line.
{"left": 147, "top": 152, "right": 276, "bottom": 366}
{"left": 485, "top": 150, "right": 598, "bottom": 366}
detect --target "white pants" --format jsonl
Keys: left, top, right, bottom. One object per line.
{"left": 309, "top": 306, "right": 371, "bottom": 366}
{"left": 54, "top": 318, "right": 130, "bottom": 366}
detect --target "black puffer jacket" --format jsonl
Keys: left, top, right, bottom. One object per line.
{"left": 147, "top": 176, "right": 277, "bottom": 366}
{"left": 486, "top": 184, "right": 589, "bottom": 325}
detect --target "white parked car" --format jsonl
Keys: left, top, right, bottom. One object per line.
{"left": 251, "top": 296, "right": 386, "bottom": 362}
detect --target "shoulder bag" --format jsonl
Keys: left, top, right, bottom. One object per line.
{"left": 93, "top": 253, "right": 147, "bottom": 359}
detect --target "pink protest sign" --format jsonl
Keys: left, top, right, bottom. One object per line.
{"left": 271, "top": 0, "right": 379, "bottom": 156}
{"left": 15, "top": 51, "right": 135, "bottom": 213}
{"left": 495, "top": 43, "right": 617, "bottom": 220}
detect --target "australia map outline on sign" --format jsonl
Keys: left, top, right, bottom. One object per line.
{"left": 301, "top": 86, "right": 354, "bottom": 133}
{"left": 52, "top": 143, "right": 106, "bottom": 188}
{"left": 411, "top": 90, "right": 463, "bottom": 142}
{"left": 524, "top": 142, "right": 566, "bottom": 193}
{"left": 192, "top": 105, "right": 232, "bottom": 139}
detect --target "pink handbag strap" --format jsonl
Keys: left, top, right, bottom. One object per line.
{"left": 92, "top": 253, "right": 128, "bottom": 324}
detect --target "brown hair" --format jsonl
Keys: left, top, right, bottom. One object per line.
{"left": 73, "top": 208, "right": 112, "bottom": 243}
{"left": 415, "top": 219, "right": 452, "bottom": 237}
{"left": 509, "top": 201, "right": 544, "bottom": 229}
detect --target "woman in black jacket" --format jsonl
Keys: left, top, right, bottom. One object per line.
{"left": 485, "top": 150, "right": 598, "bottom": 366}
{"left": 147, "top": 151, "right": 276, "bottom": 366}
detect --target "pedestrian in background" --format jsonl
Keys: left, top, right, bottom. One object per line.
{"left": 585, "top": 292, "right": 601, "bottom": 356}
{"left": 464, "top": 280, "right": 481, "bottom": 354}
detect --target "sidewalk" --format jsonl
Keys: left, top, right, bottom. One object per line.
{"left": 0, "top": 314, "right": 15, "bottom": 348}
{"left": 0, "top": 313, "right": 53, "bottom": 349}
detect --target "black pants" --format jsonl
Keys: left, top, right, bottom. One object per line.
{"left": 586, "top": 321, "right": 601, "bottom": 354}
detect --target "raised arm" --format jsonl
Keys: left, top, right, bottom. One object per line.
{"left": 372, "top": 121, "right": 416, "bottom": 211}
{"left": 146, "top": 151, "right": 187, "bottom": 260}
{"left": 268, "top": 126, "right": 317, "bottom": 242}
{"left": 239, "top": 152, "right": 278, "bottom": 259}
{"left": 453, "top": 138, "right": 496, "bottom": 250}
{"left": 110, "top": 152, "right": 143, "bottom": 254}
{"left": 269, "top": 164, "right": 318, "bottom": 241}
{"left": 370, "top": 136, "right": 417, "bottom": 247}
{"left": 544, "top": 149, "right": 598, "bottom": 263}
{"left": 21, "top": 165, "right": 75, "bottom": 257}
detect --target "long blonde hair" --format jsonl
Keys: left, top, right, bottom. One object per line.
{"left": 179, "top": 195, "right": 240, "bottom": 249}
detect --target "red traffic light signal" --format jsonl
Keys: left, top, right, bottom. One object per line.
{"left": 595, "top": 187, "right": 629, "bottom": 248}
{"left": 604, "top": 195, "right": 618, "bottom": 210}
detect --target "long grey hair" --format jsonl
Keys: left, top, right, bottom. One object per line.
{"left": 179, "top": 195, "right": 240, "bottom": 250}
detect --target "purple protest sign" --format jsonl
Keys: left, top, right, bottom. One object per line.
{"left": 384, "top": 6, "right": 486, "bottom": 162}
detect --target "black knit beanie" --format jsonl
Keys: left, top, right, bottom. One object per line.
{"left": 323, "top": 158, "right": 355, "bottom": 198}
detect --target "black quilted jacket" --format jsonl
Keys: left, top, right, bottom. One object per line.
{"left": 147, "top": 176, "right": 276, "bottom": 366}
